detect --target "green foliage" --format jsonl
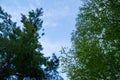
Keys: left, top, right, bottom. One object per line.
{"left": 0, "top": 6, "right": 63, "bottom": 80}
{"left": 60, "top": 0, "right": 120, "bottom": 80}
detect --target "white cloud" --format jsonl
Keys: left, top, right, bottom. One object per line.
{"left": 42, "top": 5, "right": 73, "bottom": 28}
{"left": 43, "top": 20, "right": 58, "bottom": 28}
{"left": 43, "top": 6, "right": 72, "bottom": 18}
{"left": 39, "top": 38, "right": 71, "bottom": 57}
{"left": 35, "top": 0, "right": 41, "bottom": 6}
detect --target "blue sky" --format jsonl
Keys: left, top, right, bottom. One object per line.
{"left": 0, "top": 0, "right": 81, "bottom": 79}
{"left": 0, "top": 0, "right": 82, "bottom": 56}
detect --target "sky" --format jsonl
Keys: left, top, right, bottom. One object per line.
{"left": 0, "top": 0, "right": 82, "bottom": 79}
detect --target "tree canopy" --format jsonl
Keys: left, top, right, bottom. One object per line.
{"left": 0, "top": 6, "right": 63, "bottom": 80}
{"left": 60, "top": 0, "right": 120, "bottom": 80}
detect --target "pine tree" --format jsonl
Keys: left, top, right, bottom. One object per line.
{"left": 0, "top": 6, "right": 63, "bottom": 80}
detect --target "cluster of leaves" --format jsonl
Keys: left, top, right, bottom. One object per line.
{"left": 0, "top": 6, "right": 63, "bottom": 80}
{"left": 60, "top": 0, "right": 120, "bottom": 80}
